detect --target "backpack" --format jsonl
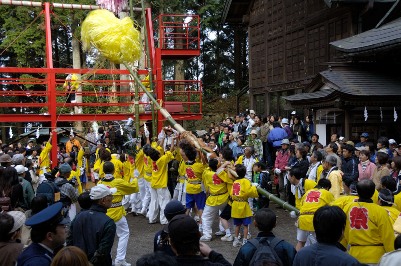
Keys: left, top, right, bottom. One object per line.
{"left": 249, "top": 237, "right": 284, "bottom": 266}
{"left": 36, "top": 180, "right": 61, "bottom": 205}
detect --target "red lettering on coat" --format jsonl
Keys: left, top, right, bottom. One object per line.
{"left": 232, "top": 183, "right": 241, "bottom": 196}
{"left": 212, "top": 173, "right": 223, "bottom": 185}
{"left": 152, "top": 161, "right": 158, "bottom": 172}
{"left": 349, "top": 207, "right": 369, "bottom": 230}
{"left": 305, "top": 191, "right": 321, "bottom": 203}
{"left": 186, "top": 168, "right": 196, "bottom": 179}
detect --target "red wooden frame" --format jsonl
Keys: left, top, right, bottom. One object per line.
{"left": 0, "top": 3, "right": 202, "bottom": 165}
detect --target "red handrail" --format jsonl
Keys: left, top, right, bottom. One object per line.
{"left": 157, "top": 14, "right": 200, "bottom": 50}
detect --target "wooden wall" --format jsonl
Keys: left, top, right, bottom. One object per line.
{"left": 248, "top": 0, "right": 355, "bottom": 93}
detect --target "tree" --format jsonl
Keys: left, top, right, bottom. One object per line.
{"left": 0, "top": 5, "right": 45, "bottom": 67}
{"left": 148, "top": 0, "right": 242, "bottom": 98}
{"left": 195, "top": 1, "right": 241, "bottom": 97}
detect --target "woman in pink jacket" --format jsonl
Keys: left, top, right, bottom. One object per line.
{"left": 358, "top": 149, "right": 376, "bottom": 181}
{"left": 274, "top": 139, "right": 291, "bottom": 200}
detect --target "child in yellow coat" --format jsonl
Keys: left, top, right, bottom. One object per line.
{"left": 231, "top": 164, "right": 259, "bottom": 247}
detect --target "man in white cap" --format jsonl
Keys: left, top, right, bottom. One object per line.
{"left": 67, "top": 184, "right": 117, "bottom": 266}
{"left": 15, "top": 165, "right": 34, "bottom": 210}
{"left": 246, "top": 110, "right": 256, "bottom": 136}
{"left": 0, "top": 211, "right": 26, "bottom": 265}
{"left": 245, "top": 130, "right": 263, "bottom": 161}
{"left": 290, "top": 111, "right": 296, "bottom": 127}
{"left": 389, "top": 139, "right": 398, "bottom": 154}
{"left": 281, "top": 118, "right": 293, "bottom": 140}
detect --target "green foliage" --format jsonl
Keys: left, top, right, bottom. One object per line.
{"left": 0, "top": 0, "right": 246, "bottom": 116}
{"left": 0, "top": 5, "right": 45, "bottom": 67}
{"left": 145, "top": 0, "right": 243, "bottom": 98}
{"left": 193, "top": 0, "right": 240, "bottom": 97}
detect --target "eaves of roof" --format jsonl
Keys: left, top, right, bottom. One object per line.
{"left": 330, "top": 17, "right": 401, "bottom": 54}
{"left": 283, "top": 66, "right": 401, "bottom": 106}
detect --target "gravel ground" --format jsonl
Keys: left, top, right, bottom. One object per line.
{"left": 111, "top": 202, "right": 297, "bottom": 265}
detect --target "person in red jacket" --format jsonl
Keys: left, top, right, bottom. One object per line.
{"left": 274, "top": 139, "right": 291, "bottom": 200}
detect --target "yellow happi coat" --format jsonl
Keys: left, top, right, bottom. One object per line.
{"left": 343, "top": 201, "right": 395, "bottom": 264}
{"left": 298, "top": 188, "right": 334, "bottom": 231}
{"left": 122, "top": 158, "right": 133, "bottom": 183}
{"left": 135, "top": 149, "right": 145, "bottom": 179}
{"left": 230, "top": 178, "right": 258, "bottom": 219}
{"left": 177, "top": 160, "right": 186, "bottom": 185}
{"left": 99, "top": 176, "right": 138, "bottom": 222}
{"left": 294, "top": 179, "right": 316, "bottom": 210}
{"left": 327, "top": 170, "right": 343, "bottom": 199}
{"left": 202, "top": 168, "right": 229, "bottom": 206}
{"left": 151, "top": 151, "right": 174, "bottom": 189}
{"left": 184, "top": 160, "right": 206, "bottom": 195}
{"left": 331, "top": 195, "right": 358, "bottom": 211}
{"left": 394, "top": 193, "right": 401, "bottom": 212}
{"left": 110, "top": 155, "right": 123, "bottom": 179}
{"left": 382, "top": 206, "right": 401, "bottom": 225}
{"left": 39, "top": 142, "right": 52, "bottom": 175}
{"left": 65, "top": 148, "right": 84, "bottom": 194}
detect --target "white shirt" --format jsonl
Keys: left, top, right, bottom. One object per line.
{"left": 243, "top": 156, "right": 257, "bottom": 180}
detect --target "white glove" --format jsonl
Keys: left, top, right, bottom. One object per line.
{"left": 144, "top": 129, "right": 150, "bottom": 138}
{"left": 274, "top": 168, "right": 281, "bottom": 175}
{"left": 134, "top": 169, "right": 140, "bottom": 178}
{"left": 290, "top": 211, "right": 297, "bottom": 218}
{"left": 252, "top": 182, "right": 260, "bottom": 187}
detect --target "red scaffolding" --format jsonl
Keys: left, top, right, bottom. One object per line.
{"left": 0, "top": 2, "right": 202, "bottom": 165}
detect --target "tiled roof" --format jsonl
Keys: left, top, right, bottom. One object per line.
{"left": 320, "top": 67, "right": 401, "bottom": 95}
{"left": 283, "top": 66, "right": 401, "bottom": 102}
{"left": 282, "top": 88, "right": 335, "bottom": 101}
{"left": 330, "top": 17, "right": 401, "bottom": 54}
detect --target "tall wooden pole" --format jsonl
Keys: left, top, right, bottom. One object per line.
{"left": 141, "top": 1, "right": 157, "bottom": 136}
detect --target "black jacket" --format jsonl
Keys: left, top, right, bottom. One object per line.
{"left": 67, "top": 204, "right": 116, "bottom": 266}
{"left": 342, "top": 156, "right": 359, "bottom": 182}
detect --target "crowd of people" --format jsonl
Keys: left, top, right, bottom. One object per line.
{"left": 1, "top": 109, "right": 401, "bottom": 265}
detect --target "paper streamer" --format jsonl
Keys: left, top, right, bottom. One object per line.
{"left": 364, "top": 107, "right": 368, "bottom": 122}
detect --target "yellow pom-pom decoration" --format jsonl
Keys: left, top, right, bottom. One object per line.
{"left": 81, "top": 9, "right": 142, "bottom": 64}
{"left": 63, "top": 74, "right": 80, "bottom": 91}
{"left": 142, "top": 75, "right": 150, "bottom": 89}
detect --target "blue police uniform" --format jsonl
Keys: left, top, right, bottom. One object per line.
{"left": 17, "top": 202, "right": 69, "bottom": 266}
{"left": 17, "top": 243, "right": 54, "bottom": 266}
